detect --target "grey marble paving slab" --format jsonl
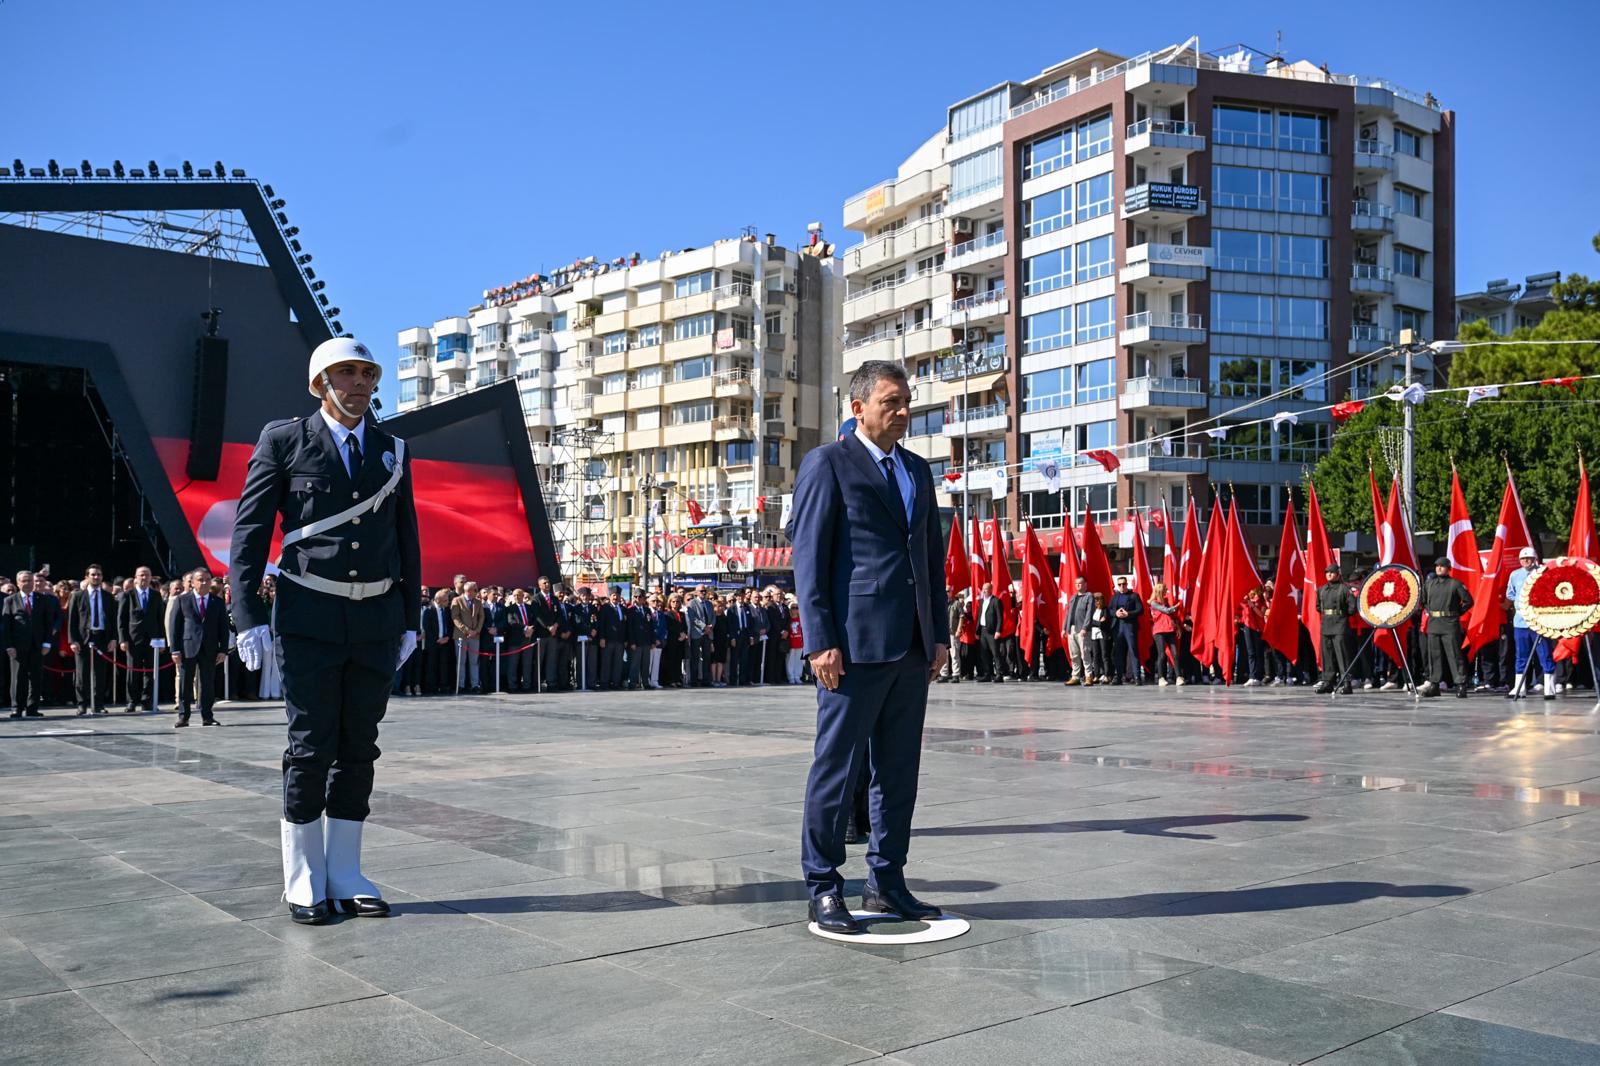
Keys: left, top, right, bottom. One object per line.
{"left": 1317, "top": 1011, "right": 1600, "bottom": 1065}
{"left": 0, "top": 989, "right": 160, "bottom": 1065}
{"left": 889, "top": 1007, "right": 1285, "bottom": 1065}
{"left": 1445, "top": 970, "right": 1600, "bottom": 1044}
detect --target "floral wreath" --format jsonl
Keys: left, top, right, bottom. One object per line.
{"left": 1518, "top": 556, "right": 1600, "bottom": 640}
{"left": 1357, "top": 564, "right": 1421, "bottom": 629}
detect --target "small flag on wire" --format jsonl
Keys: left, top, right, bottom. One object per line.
{"left": 1271, "top": 411, "right": 1300, "bottom": 430}
{"left": 1039, "top": 458, "right": 1061, "bottom": 492}
{"left": 1204, "top": 427, "right": 1229, "bottom": 440}
{"left": 1465, "top": 384, "right": 1500, "bottom": 407}
{"left": 1387, "top": 382, "right": 1427, "bottom": 405}
{"left": 1084, "top": 449, "right": 1120, "bottom": 473}
{"left": 1331, "top": 400, "right": 1365, "bottom": 422}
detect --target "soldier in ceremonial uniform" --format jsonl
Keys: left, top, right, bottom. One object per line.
{"left": 1313, "top": 563, "right": 1356, "bottom": 694}
{"left": 229, "top": 338, "right": 421, "bottom": 925}
{"left": 1419, "top": 558, "right": 1473, "bottom": 698}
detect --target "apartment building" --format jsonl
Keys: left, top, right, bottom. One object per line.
{"left": 1456, "top": 272, "right": 1560, "bottom": 336}
{"left": 841, "top": 39, "right": 1454, "bottom": 544}
{"left": 397, "top": 234, "right": 842, "bottom": 576}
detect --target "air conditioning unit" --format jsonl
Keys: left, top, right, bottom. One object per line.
{"left": 966, "top": 328, "right": 987, "bottom": 343}
{"left": 785, "top": 282, "right": 797, "bottom": 293}
{"left": 954, "top": 273, "right": 975, "bottom": 290}
{"left": 786, "top": 369, "right": 798, "bottom": 380}
{"left": 496, "top": 341, "right": 509, "bottom": 351}
{"left": 952, "top": 217, "right": 973, "bottom": 236}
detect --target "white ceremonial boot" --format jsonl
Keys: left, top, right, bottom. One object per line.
{"left": 281, "top": 819, "right": 331, "bottom": 925}
{"left": 1543, "top": 674, "right": 1556, "bottom": 701}
{"left": 325, "top": 817, "right": 391, "bottom": 917}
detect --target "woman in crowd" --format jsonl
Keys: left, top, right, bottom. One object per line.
{"left": 1089, "top": 591, "right": 1110, "bottom": 684}
{"left": 660, "top": 592, "right": 687, "bottom": 688}
{"left": 709, "top": 596, "right": 730, "bottom": 688}
{"left": 1149, "top": 580, "right": 1181, "bottom": 686}
{"left": 1240, "top": 586, "right": 1267, "bottom": 686}
{"left": 785, "top": 602, "right": 804, "bottom": 684}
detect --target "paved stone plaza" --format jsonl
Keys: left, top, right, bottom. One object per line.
{"left": 3, "top": 681, "right": 1600, "bottom": 1065}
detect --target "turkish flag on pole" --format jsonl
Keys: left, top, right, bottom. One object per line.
{"left": 1302, "top": 481, "right": 1334, "bottom": 665}
{"left": 1129, "top": 514, "right": 1155, "bottom": 664}
{"left": 968, "top": 518, "right": 988, "bottom": 619}
{"left": 685, "top": 498, "right": 705, "bottom": 524}
{"left": 1079, "top": 510, "right": 1115, "bottom": 602}
{"left": 1019, "top": 524, "right": 1061, "bottom": 663}
{"left": 1190, "top": 496, "right": 1226, "bottom": 670}
{"left": 988, "top": 517, "right": 1016, "bottom": 638}
{"left": 1464, "top": 464, "right": 1533, "bottom": 661}
{"left": 1556, "top": 456, "right": 1598, "bottom": 662}
{"left": 1177, "top": 497, "right": 1203, "bottom": 625}
{"left": 1263, "top": 496, "right": 1305, "bottom": 662}
{"left": 1160, "top": 497, "right": 1180, "bottom": 593}
{"left": 1216, "top": 495, "right": 1262, "bottom": 684}
{"left": 1447, "top": 466, "right": 1482, "bottom": 588}
{"left": 945, "top": 517, "right": 971, "bottom": 598}
{"left": 1057, "top": 523, "right": 1082, "bottom": 667}
{"left": 1374, "top": 477, "right": 1419, "bottom": 667}
{"left": 1370, "top": 466, "right": 1390, "bottom": 563}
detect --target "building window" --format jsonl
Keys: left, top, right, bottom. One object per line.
{"left": 601, "top": 373, "right": 627, "bottom": 394}
{"left": 1276, "top": 111, "right": 1329, "bottom": 154}
{"left": 475, "top": 323, "right": 503, "bottom": 347}
{"left": 1394, "top": 126, "right": 1424, "bottom": 158}
{"left": 1075, "top": 483, "right": 1117, "bottom": 523}
{"left": 1395, "top": 305, "right": 1426, "bottom": 336}
{"left": 1214, "top": 229, "right": 1273, "bottom": 273}
{"left": 551, "top": 312, "right": 568, "bottom": 332}
{"left": 725, "top": 440, "right": 754, "bottom": 465}
{"left": 765, "top": 437, "right": 781, "bottom": 466}
{"left": 1276, "top": 235, "right": 1329, "bottom": 278}
{"left": 1075, "top": 358, "right": 1115, "bottom": 403}
{"left": 633, "top": 408, "right": 661, "bottom": 431}
{"left": 436, "top": 334, "right": 469, "bottom": 360}
{"left": 948, "top": 89, "right": 1007, "bottom": 141}
{"left": 1023, "top": 248, "right": 1071, "bottom": 296}
{"left": 602, "top": 332, "right": 628, "bottom": 355}
{"left": 1022, "top": 128, "right": 1072, "bottom": 179}
{"left": 1075, "top": 234, "right": 1114, "bottom": 282}
{"left": 950, "top": 146, "right": 1002, "bottom": 201}
{"left": 1023, "top": 307, "right": 1072, "bottom": 354}
{"left": 1075, "top": 296, "right": 1115, "bottom": 343}
{"left": 907, "top": 408, "right": 946, "bottom": 437}
{"left": 398, "top": 380, "right": 418, "bottom": 404}
{"left": 1278, "top": 358, "right": 1328, "bottom": 400}
{"left": 1022, "top": 368, "right": 1070, "bottom": 413}
{"left": 1225, "top": 484, "right": 1276, "bottom": 526}
{"left": 1395, "top": 185, "right": 1425, "bottom": 218}
{"left": 675, "top": 271, "right": 714, "bottom": 298}
{"left": 672, "top": 313, "right": 715, "bottom": 341}
{"left": 764, "top": 312, "right": 782, "bottom": 336}
{"left": 671, "top": 401, "right": 713, "bottom": 425}
{"left": 634, "top": 365, "right": 662, "bottom": 388}
{"left": 1074, "top": 420, "right": 1116, "bottom": 464}
{"left": 1212, "top": 292, "right": 1273, "bottom": 336}
{"left": 1075, "top": 111, "right": 1112, "bottom": 161}
{"left": 1394, "top": 245, "right": 1425, "bottom": 278}
{"left": 1213, "top": 104, "right": 1273, "bottom": 148}
{"left": 1213, "top": 422, "right": 1271, "bottom": 462}
{"left": 672, "top": 356, "right": 713, "bottom": 381}
{"left": 1212, "top": 165, "right": 1272, "bottom": 210}
{"left": 1075, "top": 172, "right": 1112, "bottom": 220}
{"left": 1280, "top": 422, "right": 1330, "bottom": 464}
{"left": 1276, "top": 172, "right": 1328, "bottom": 215}
{"left": 1024, "top": 187, "right": 1071, "bottom": 237}
{"left": 1278, "top": 297, "right": 1329, "bottom": 340}
{"left": 636, "top": 324, "right": 662, "bottom": 346}
{"left": 1211, "top": 355, "right": 1272, "bottom": 398}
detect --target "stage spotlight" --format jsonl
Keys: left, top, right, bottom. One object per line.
{"left": 230, "top": 169, "right": 246, "bottom": 177}
{"left": 148, "top": 159, "right": 159, "bottom": 176}
{"left": 0, "top": 166, "right": 9, "bottom": 177}
{"left": 62, "top": 167, "right": 79, "bottom": 177}
{"left": 94, "top": 168, "right": 110, "bottom": 177}
{"left": 214, "top": 160, "right": 224, "bottom": 176}
{"left": 330, "top": 320, "right": 344, "bottom": 333}
{"left": 263, "top": 184, "right": 275, "bottom": 198}
{"left": 112, "top": 160, "right": 125, "bottom": 178}
{"left": 28, "top": 168, "right": 45, "bottom": 177}
{"left": 269, "top": 198, "right": 286, "bottom": 209}
{"left": 317, "top": 293, "right": 329, "bottom": 307}
{"left": 182, "top": 161, "right": 194, "bottom": 178}
{"left": 47, "top": 159, "right": 60, "bottom": 177}
{"left": 325, "top": 307, "right": 341, "bottom": 318}
{"left": 309, "top": 280, "right": 325, "bottom": 292}
{"left": 296, "top": 254, "right": 313, "bottom": 265}
{"left": 12, "top": 158, "right": 22, "bottom": 173}
{"left": 289, "top": 239, "right": 302, "bottom": 252}
{"left": 162, "top": 168, "right": 178, "bottom": 177}
{"left": 304, "top": 268, "right": 316, "bottom": 280}
{"left": 80, "top": 159, "right": 91, "bottom": 175}
{"left": 129, "top": 168, "right": 145, "bottom": 177}
{"left": 275, "top": 212, "right": 288, "bottom": 225}
{"left": 283, "top": 225, "right": 299, "bottom": 237}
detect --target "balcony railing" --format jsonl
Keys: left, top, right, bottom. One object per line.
{"left": 950, "top": 286, "right": 1007, "bottom": 314}
{"left": 947, "top": 401, "right": 1007, "bottom": 424}
{"left": 1352, "top": 200, "right": 1394, "bottom": 219}
{"left": 1127, "top": 439, "right": 1203, "bottom": 460}
{"left": 937, "top": 342, "right": 1008, "bottom": 381}
{"left": 1126, "top": 118, "right": 1198, "bottom": 138}
{"left": 949, "top": 228, "right": 1005, "bottom": 260}
{"left": 1355, "top": 138, "right": 1394, "bottom": 156}
{"left": 710, "top": 281, "right": 754, "bottom": 301}
{"left": 1351, "top": 323, "right": 1394, "bottom": 346}
{"left": 1352, "top": 263, "right": 1394, "bottom": 281}
{"left": 844, "top": 267, "right": 939, "bottom": 305}
{"left": 398, "top": 355, "right": 426, "bottom": 371}
{"left": 1123, "top": 375, "right": 1203, "bottom": 396}
{"left": 1124, "top": 311, "right": 1204, "bottom": 331}
{"left": 1011, "top": 48, "right": 1169, "bottom": 117}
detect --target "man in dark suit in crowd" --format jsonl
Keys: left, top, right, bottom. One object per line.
{"left": 502, "top": 588, "right": 534, "bottom": 692}
{"left": 741, "top": 590, "right": 768, "bottom": 685}
{"left": 725, "top": 592, "right": 752, "bottom": 687}
{"left": 787, "top": 360, "right": 949, "bottom": 935}
{"left": 978, "top": 582, "right": 1003, "bottom": 682}
{"left": 568, "top": 587, "right": 598, "bottom": 690}
{"left": 4, "top": 569, "right": 61, "bottom": 717}
{"left": 421, "top": 588, "right": 454, "bottom": 694}
{"left": 1108, "top": 576, "right": 1144, "bottom": 685}
{"left": 531, "top": 576, "right": 562, "bottom": 692}
{"left": 169, "top": 567, "right": 228, "bottom": 726}
{"left": 765, "top": 589, "right": 789, "bottom": 685}
{"left": 686, "top": 586, "right": 714, "bottom": 686}
{"left": 625, "top": 590, "right": 653, "bottom": 690}
{"left": 598, "top": 587, "right": 628, "bottom": 690}
{"left": 116, "top": 566, "right": 165, "bottom": 713}
{"left": 68, "top": 563, "right": 116, "bottom": 715}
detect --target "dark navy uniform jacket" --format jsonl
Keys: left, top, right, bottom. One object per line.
{"left": 228, "top": 411, "right": 422, "bottom": 644}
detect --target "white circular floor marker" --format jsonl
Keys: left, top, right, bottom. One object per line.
{"left": 808, "top": 910, "right": 970, "bottom": 945}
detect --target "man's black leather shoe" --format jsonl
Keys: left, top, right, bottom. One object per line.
{"left": 861, "top": 884, "right": 942, "bottom": 920}
{"left": 174, "top": 718, "right": 189, "bottom": 728}
{"left": 809, "top": 893, "right": 861, "bottom": 934}
{"left": 334, "top": 897, "right": 391, "bottom": 917}
{"left": 288, "top": 900, "right": 332, "bottom": 925}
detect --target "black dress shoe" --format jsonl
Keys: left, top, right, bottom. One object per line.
{"left": 201, "top": 719, "right": 221, "bottom": 726}
{"left": 7, "top": 711, "right": 20, "bottom": 719}
{"left": 288, "top": 899, "right": 332, "bottom": 925}
{"left": 24, "top": 710, "right": 43, "bottom": 717}
{"left": 174, "top": 718, "right": 189, "bottom": 728}
{"left": 333, "top": 897, "right": 391, "bottom": 917}
{"left": 808, "top": 893, "right": 861, "bottom": 935}
{"left": 861, "top": 884, "right": 942, "bottom": 920}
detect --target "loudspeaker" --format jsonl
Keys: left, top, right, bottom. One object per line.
{"left": 186, "top": 335, "right": 229, "bottom": 480}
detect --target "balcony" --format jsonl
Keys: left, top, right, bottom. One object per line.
{"left": 945, "top": 228, "right": 1006, "bottom": 273}
{"left": 943, "top": 401, "right": 1008, "bottom": 437}
{"left": 1354, "top": 139, "right": 1396, "bottom": 175}
{"left": 843, "top": 271, "right": 939, "bottom": 324}
{"left": 397, "top": 355, "right": 429, "bottom": 377}
{"left": 1351, "top": 200, "right": 1395, "bottom": 234}
{"left": 843, "top": 164, "right": 947, "bottom": 230}
{"left": 1120, "top": 242, "right": 1211, "bottom": 286}
{"left": 844, "top": 217, "right": 945, "bottom": 276}
{"left": 514, "top": 328, "right": 558, "bottom": 353}
{"left": 1122, "top": 182, "right": 1205, "bottom": 223}
{"left": 712, "top": 281, "right": 755, "bottom": 311}
{"left": 1352, "top": 262, "right": 1396, "bottom": 296}
{"left": 1121, "top": 311, "right": 1205, "bottom": 349}
{"left": 712, "top": 415, "right": 755, "bottom": 441}
{"left": 1350, "top": 323, "right": 1394, "bottom": 353}
{"left": 944, "top": 177, "right": 1004, "bottom": 217}
{"left": 1122, "top": 439, "right": 1206, "bottom": 475}
{"left": 949, "top": 285, "right": 1008, "bottom": 321}
{"left": 569, "top": 390, "right": 594, "bottom": 413}
{"left": 713, "top": 369, "right": 754, "bottom": 399}
{"left": 936, "top": 341, "right": 1007, "bottom": 382}
{"left": 1119, "top": 375, "right": 1206, "bottom": 412}
{"left": 1125, "top": 118, "right": 1205, "bottom": 164}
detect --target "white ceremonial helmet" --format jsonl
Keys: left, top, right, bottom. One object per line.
{"left": 308, "top": 337, "right": 382, "bottom": 399}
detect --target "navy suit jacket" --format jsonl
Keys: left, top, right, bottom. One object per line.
{"left": 786, "top": 433, "right": 948, "bottom": 664}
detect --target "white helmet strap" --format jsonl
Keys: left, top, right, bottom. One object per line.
{"left": 321, "top": 371, "right": 363, "bottom": 422}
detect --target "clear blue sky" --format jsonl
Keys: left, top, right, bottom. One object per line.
{"left": 6, "top": 0, "right": 1598, "bottom": 385}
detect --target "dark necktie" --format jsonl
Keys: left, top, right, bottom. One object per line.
{"left": 881, "top": 455, "right": 895, "bottom": 482}
{"left": 90, "top": 591, "right": 101, "bottom": 630}
{"left": 197, "top": 595, "right": 206, "bottom": 620}
{"left": 139, "top": 589, "right": 147, "bottom": 611}
{"left": 346, "top": 434, "right": 362, "bottom": 478}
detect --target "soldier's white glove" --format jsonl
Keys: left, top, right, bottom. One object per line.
{"left": 236, "top": 625, "right": 272, "bottom": 672}
{"left": 396, "top": 631, "right": 418, "bottom": 671}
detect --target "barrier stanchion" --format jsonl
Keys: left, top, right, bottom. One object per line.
{"left": 151, "top": 639, "right": 165, "bottom": 712}
{"left": 494, "top": 635, "right": 504, "bottom": 694}
{"left": 759, "top": 635, "right": 768, "bottom": 685}
{"left": 535, "top": 637, "right": 543, "bottom": 694}
{"left": 576, "top": 635, "right": 586, "bottom": 692}
{"left": 223, "top": 634, "right": 234, "bottom": 703}
{"left": 89, "top": 640, "right": 97, "bottom": 714}
{"left": 455, "top": 638, "right": 462, "bottom": 696}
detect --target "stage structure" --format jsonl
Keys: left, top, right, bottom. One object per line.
{"left": 0, "top": 161, "right": 559, "bottom": 586}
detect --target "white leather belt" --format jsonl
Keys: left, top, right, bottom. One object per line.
{"left": 278, "top": 570, "right": 393, "bottom": 602}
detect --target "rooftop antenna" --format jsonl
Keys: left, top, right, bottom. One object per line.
{"left": 1275, "top": 29, "right": 1283, "bottom": 59}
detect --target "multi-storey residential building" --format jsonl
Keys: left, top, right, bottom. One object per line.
{"left": 842, "top": 40, "right": 1454, "bottom": 546}
{"left": 1456, "top": 272, "right": 1560, "bottom": 336}
{"left": 397, "top": 234, "right": 842, "bottom": 578}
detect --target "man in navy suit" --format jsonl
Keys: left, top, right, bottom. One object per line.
{"left": 787, "top": 360, "right": 949, "bottom": 935}
{"left": 168, "top": 568, "right": 229, "bottom": 726}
